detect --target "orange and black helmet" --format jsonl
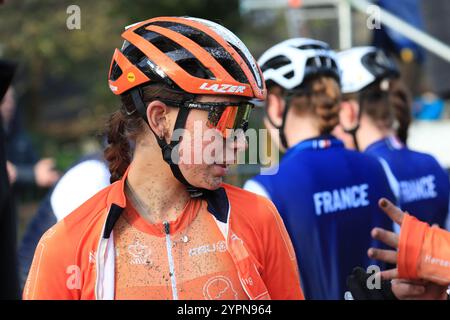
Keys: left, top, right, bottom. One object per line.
{"left": 108, "top": 16, "right": 266, "bottom": 101}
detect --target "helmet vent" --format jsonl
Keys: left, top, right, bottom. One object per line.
{"left": 261, "top": 56, "right": 290, "bottom": 72}
{"left": 149, "top": 21, "right": 249, "bottom": 84}
{"left": 110, "top": 61, "right": 123, "bottom": 81}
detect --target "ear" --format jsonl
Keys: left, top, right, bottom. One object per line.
{"left": 265, "top": 93, "right": 284, "bottom": 127}
{"left": 340, "top": 99, "right": 360, "bottom": 129}
{"left": 145, "top": 100, "right": 171, "bottom": 140}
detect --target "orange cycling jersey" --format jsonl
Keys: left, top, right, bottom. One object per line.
{"left": 23, "top": 166, "right": 304, "bottom": 300}
{"left": 398, "top": 214, "right": 450, "bottom": 285}
{"left": 114, "top": 201, "right": 247, "bottom": 299}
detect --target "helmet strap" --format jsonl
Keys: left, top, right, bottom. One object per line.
{"left": 130, "top": 88, "right": 205, "bottom": 198}
{"left": 265, "top": 96, "right": 290, "bottom": 150}
{"left": 343, "top": 94, "right": 364, "bottom": 152}
{"left": 345, "top": 82, "right": 390, "bottom": 152}
{"left": 343, "top": 124, "right": 361, "bottom": 152}
{"left": 279, "top": 101, "right": 290, "bottom": 150}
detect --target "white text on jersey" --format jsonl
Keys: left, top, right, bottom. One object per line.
{"left": 313, "top": 184, "right": 370, "bottom": 215}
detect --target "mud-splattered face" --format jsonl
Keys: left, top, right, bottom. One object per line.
{"left": 176, "top": 95, "right": 248, "bottom": 190}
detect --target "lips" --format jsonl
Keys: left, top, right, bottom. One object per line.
{"left": 212, "top": 163, "right": 229, "bottom": 176}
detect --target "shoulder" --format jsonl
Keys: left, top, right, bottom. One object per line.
{"left": 222, "top": 183, "right": 280, "bottom": 226}
{"left": 407, "top": 149, "right": 445, "bottom": 169}
{"left": 343, "top": 149, "right": 389, "bottom": 171}
{"left": 221, "top": 184, "right": 297, "bottom": 268}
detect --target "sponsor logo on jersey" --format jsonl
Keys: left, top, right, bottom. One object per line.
{"left": 127, "top": 240, "right": 152, "bottom": 265}
{"left": 424, "top": 255, "right": 450, "bottom": 268}
{"left": 189, "top": 240, "right": 227, "bottom": 257}
{"left": 203, "top": 275, "right": 238, "bottom": 300}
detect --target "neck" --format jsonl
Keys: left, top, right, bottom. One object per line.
{"left": 126, "top": 141, "right": 190, "bottom": 224}
{"left": 357, "top": 116, "right": 389, "bottom": 151}
{"left": 285, "top": 113, "right": 321, "bottom": 147}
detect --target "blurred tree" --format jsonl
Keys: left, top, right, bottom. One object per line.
{"left": 0, "top": 0, "right": 291, "bottom": 171}
{"left": 0, "top": 1, "right": 120, "bottom": 142}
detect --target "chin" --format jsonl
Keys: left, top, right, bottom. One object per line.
{"left": 202, "top": 176, "right": 223, "bottom": 190}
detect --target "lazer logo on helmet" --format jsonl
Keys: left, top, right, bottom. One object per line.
{"left": 200, "top": 83, "right": 246, "bottom": 94}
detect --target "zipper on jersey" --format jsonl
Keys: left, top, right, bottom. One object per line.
{"left": 164, "top": 221, "right": 178, "bottom": 300}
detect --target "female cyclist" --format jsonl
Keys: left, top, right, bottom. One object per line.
{"left": 23, "top": 17, "right": 303, "bottom": 300}
{"left": 244, "top": 38, "right": 396, "bottom": 300}
{"left": 336, "top": 47, "right": 450, "bottom": 229}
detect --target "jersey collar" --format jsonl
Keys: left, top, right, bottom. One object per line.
{"left": 284, "top": 135, "right": 344, "bottom": 159}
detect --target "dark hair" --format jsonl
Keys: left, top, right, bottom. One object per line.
{"left": 343, "top": 78, "right": 411, "bottom": 143}
{"left": 389, "top": 79, "right": 412, "bottom": 144}
{"left": 104, "top": 84, "right": 186, "bottom": 183}
{"left": 268, "top": 76, "right": 341, "bottom": 134}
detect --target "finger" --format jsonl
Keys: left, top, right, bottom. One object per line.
{"left": 367, "top": 248, "right": 397, "bottom": 264}
{"left": 379, "top": 268, "right": 399, "bottom": 280}
{"left": 378, "top": 198, "right": 404, "bottom": 226}
{"left": 371, "top": 227, "right": 399, "bottom": 249}
{"left": 391, "top": 280, "right": 425, "bottom": 299}
{"left": 393, "top": 278, "right": 426, "bottom": 285}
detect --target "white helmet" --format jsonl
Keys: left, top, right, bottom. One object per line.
{"left": 258, "top": 38, "right": 341, "bottom": 90}
{"left": 337, "top": 46, "right": 399, "bottom": 94}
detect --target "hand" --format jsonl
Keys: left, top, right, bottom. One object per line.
{"left": 391, "top": 279, "right": 448, "bottom": 300}
{"left": 368, "top": 198, "right": 448, "bottom": 300}
{"left": 367, "top": 198, "right": 403, "bottom": 280}
{"left": 6, "top": 160, "right": 17, "bottom": 184}
{"left": 34, "top": 158, "right": 60, "bottom": 187}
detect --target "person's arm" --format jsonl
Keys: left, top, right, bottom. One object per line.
{"left": 397, "top": 214, "right": 450, "bottom": 285}
{"left": 23, "top": 222, "right": 79, "bottom": 300}
{"left": 258, "top": 197, "right": 304, "bottom": 300}
{"left": 11, "top": 158, "right": 60, "bottom": 187}
{"left": 367, "top": 198, "right": 449, "bottom": 300}
{"left": 14, "top": 163, "right": 35, "bottom": 184}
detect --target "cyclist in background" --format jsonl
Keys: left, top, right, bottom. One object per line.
{"left": 18, "top": 152, "right": 110, "bottom": 288}
{"left": 336, "top": 47, "right": 450, "bottom": 230}
{"left": 244, "top": 38, "right": 395, "bottom": 300}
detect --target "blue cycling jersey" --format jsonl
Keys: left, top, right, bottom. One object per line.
{"left": 245, "top": 135, "right": 396, "bottom": 300}
{"left": 365, "top": 136, "right": 450, "bottom": 228}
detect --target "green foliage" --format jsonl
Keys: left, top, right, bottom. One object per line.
{"left": 0, "top": 0, "right": 287, "bottom": 171}
{"left": 0, "top": 1, "right": 241, "bottom": 136}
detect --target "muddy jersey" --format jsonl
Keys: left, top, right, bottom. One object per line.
{"left": 114, "top": 200, "right": 247, "bottom": 300}
{"left": 23, "top": 166, "right": 304, "bottom": 300}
